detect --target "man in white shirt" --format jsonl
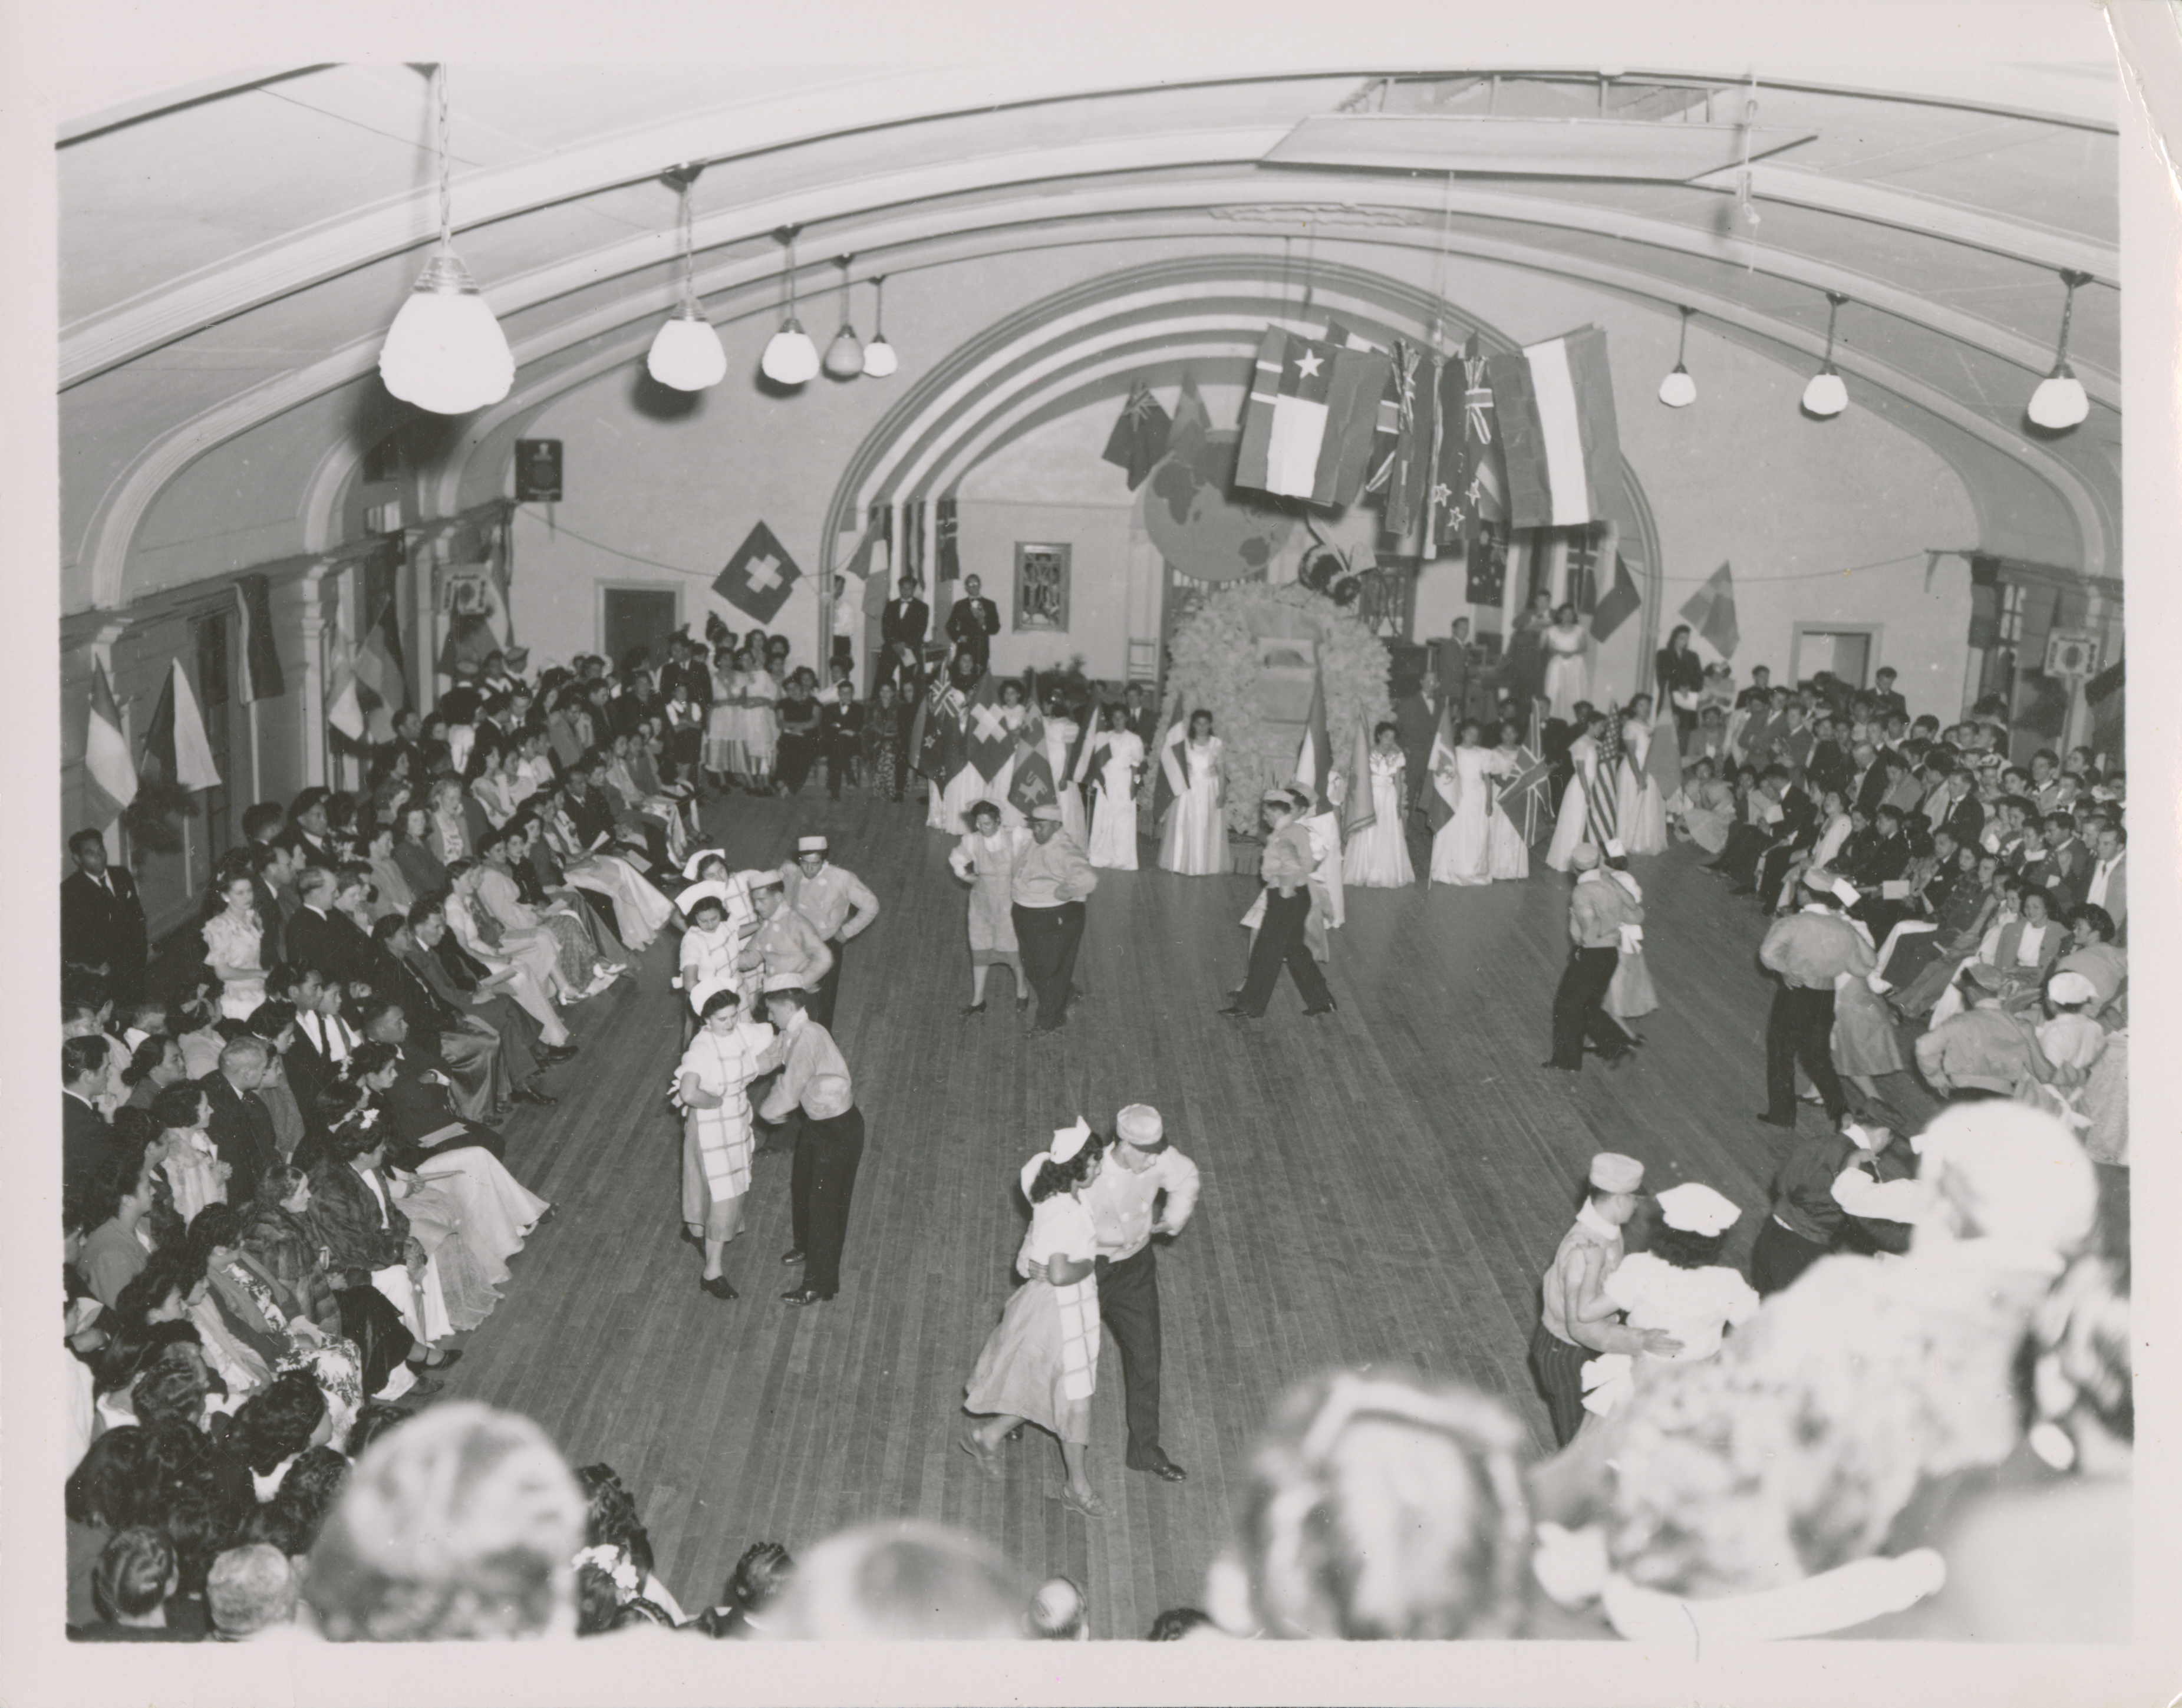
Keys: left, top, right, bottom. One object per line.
{"left": 2081, "top": 822, "right": 2126, "bottom": 937}
{"left": 779, "top": 835, "right": 880, "bottom": 1031}
{"left": 1063, "top": 1103, "right": 1201, "bottom": 1482}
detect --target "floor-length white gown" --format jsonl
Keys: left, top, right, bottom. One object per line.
{"left": 1086, "top": 731, "right": 1143, "bottom": 869}
{"left": 1430, "top": 744, "right": 1506, "bottom": 885}
{"left": 1158, "top": 736, "right": 1227, "bottom": 876}
{"left": 1342, "top": 751, "right": 1415, "bottom": 887}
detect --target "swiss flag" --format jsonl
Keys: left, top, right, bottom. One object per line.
{"left": 714, "top": 522, "right": 802, "bottom": 624}
{"left": 1007, "top": 707, "right": 1059, "bottom": 818}
{"left": 964, "top": 672, "right": 1014, "bottom": 782}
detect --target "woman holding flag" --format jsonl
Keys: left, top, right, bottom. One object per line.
{"left": 1156, "top": 710, "right": 1227, "bottom": 876}
{"left": 1039, "top": 691, "right": 1089, "bottom": 844}
{"left": 1488, "top": 719, "right": 1542, "bottom": 880}
{"left": 1341, "top": 722, "right": 1415, "bottom": 888}
{"left": 1085, "top": 704, "right": 1145, "bottom": 870}
{"left": 1614, "top": 694, "right": 1672, "bottom": 857}
{"left": 1546, "top": 707, "right": 1619, "bottom": 872}
{"left": 1428, "top": 717, "right": 1508, "bottom": 887}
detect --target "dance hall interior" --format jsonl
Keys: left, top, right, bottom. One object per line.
{"left": 25, "top": 4, "right": 2177, "bottom": 1696}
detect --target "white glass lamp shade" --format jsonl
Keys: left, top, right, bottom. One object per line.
{"left": 1657, "top": 365, "right": 1696, "bottom": 408}
{"left": 647, "top": 311, "right": 727, "bottom": 391}
{"left": 1801, "top": 369, "right": 1848, "bottom": 417}
{"left": 378, "top": 246, "right": 515, "bottom": 416}
{"left": 861, "top": 335, "right": 898, "bottom": 377}
{"left": 2028, "top": 369, "right": 2089, "bottom": 430}
{"left": 823, "top": 324, "right": 865, "bottom": 378}
{"left": 761, "top": 318, "right": 820, "bottom": 385}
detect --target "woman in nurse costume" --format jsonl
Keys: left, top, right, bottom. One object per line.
{"left": 674, "top": 980, "right": 773, "bottom": 1301}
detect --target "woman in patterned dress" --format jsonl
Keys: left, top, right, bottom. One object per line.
{"left": 959, "top": 1123, "right": 1110, "bottom": 1519}
{"left": 863, "top": 680, "right": 905, "bottom": 802}
{"left": 675, "top": 982, "right": 774, "bottom": 1300}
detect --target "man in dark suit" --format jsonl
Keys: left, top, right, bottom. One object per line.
{"left": 877, "top": 576, "right": 930, "bottom": 694}
{"left": 198, "top": 1038, "right": 283, "bottom": 1198}
{"left": 1935, "top": 769, "right": 1986, "bottom": 852}
{"left": 408, "top": 902, "right": 576, "bottom": 1080}
{"left": 284, "top": 868, "right": 361, "bottom": 988}
{"left": 1733, "top": 665, "right": 1774, "bottom": 713}
{"left": 1122, "top": 682, "right": 1161, "bottom": 752}
{"left": 944, "top": 573, "right": 1000, "bottom": 674}
{"left": 62, "top": 1036, "right": 119, "bottom": 1201}
{"left": 241, "top": 841, "right": 298, "bottom": 970}
{"left": 378, "top": 914, "right": 557, "bottom": 1116}
{"left": 358, "top": 999, "right": 506, "bottom": 1162}
{"left": 1751, "top": 777, "right": 1821, "bottom": 903}
{"left": 2031, "top": 812, "right": 2092, "bottom": 914}
{"left": 1845, "top": 740, "right": 1888, "bottom": 819}
{"left": 60, "top": 830, "right": 147, "bottom": 996}
{"left": 1805, "top": 717, "right": 1854, "bottom": 801}
{"left": 1869, "top": 666, "right": 1909, "bottom": 726}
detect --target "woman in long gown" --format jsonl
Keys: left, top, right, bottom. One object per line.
{"left": 1343, "top": 723, "right": 1415, "bottom": 888}
{"left": 1614, "top": 695, "right": 1670, "bottom": 856}
{"left": 959, "top": 1123, "right": 1110, "bottom": 1519}
{"left": 930, "top": 659, "right": 990, "bottom": 834}
{"left": 202, "top": 873, "right": 268, "bottom": 1022}
{"left": 1430, "top": 720, "right": 1507, "bottom": 886}
{"left": 1157, "top": 711, "right": 1227, "bottom": 876}
{"left": 863, "top": 681, "right": 905, "bottom": 802}
{"left": 741, "top": 652, "right": 780, "bottom": 793}
{"left": 1085, "top": 704, "right": 1144, "bottom": 870}
{"left": 1545, "top": 709, "right": 1613, "bottom": 872}
{"left": 536, "top": 781, "right": 675, "bottom": 951}
{"left": 1039, "top": 694, "right": 1087, "bottom": 844}
{"left": 948, "top": 800, "right": 1031, "bottom": 1013}
{"left": 674, "top": 982, "right": 773, "bottom": 1300}
{"left": 1541, "top": 605, "right": 1590, "bottom": 724}
{"left": 1486, "top": 721, "right": 1535, "bottom": 881}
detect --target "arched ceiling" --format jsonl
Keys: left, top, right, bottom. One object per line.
{"left": 54, "top": 29, "right": 2125, "bottom": 610}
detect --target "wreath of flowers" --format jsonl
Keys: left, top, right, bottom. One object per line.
{"left": 573, "top": 1544, "right": 643, "bottom": 1600}
{"left": 1163, "top": 582, "right": 1393, "bottom": 837}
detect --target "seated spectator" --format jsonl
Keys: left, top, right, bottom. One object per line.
{"left": 573, "top": 1462, "right": 684, "bottom": 1623}
{"left": 1147, "top": 1605, "right": 1217, "bottom": 1640}
{"left": 694, "top": 1541, "right": 795, "bottom": 1638}
{"left": 242, "top": 1162, "right": 423, "bottom": 1403}
{"left": 81, "top": 1144, "right": 160, "bottom": 1311}
{"left": 226, "top": 1368, "right": 332, "bottom": 1501}
{"left": 207, "top": 1542, "right": 298, "bottom": 1639}
{"left": 305, "top": 1402, "right": 588, "bottom": 1641}
{"left": 762, "top": 1521, "right": 1026, "bottom": 1640}
{"left": 77, "top": 1526, "right": 199, "bottom": 1641}
{"left": 2049, "top": 905, "right": 2125, "bottom": 1023}
{"left": 245, "top": 1443, "right": 349, "bottom": 1561}
{"left": 1026, "top": 1575, "right": 1089, "bottom": 1640}
{"left": 1914, "top": 965, "right": 2049, "bottom": 1100}
{"left": 1204, "top": 1368, "right": 1536, "bottom": 1640}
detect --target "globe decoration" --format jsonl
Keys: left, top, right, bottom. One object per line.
{"left": 1141, "top": 429, "right": 1294, "bottom": 582}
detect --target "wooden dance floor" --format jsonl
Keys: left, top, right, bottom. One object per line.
{"left": 442, "top": 793, "right": 1941, "bottom": 1638}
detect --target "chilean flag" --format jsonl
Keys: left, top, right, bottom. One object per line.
{"left": 1487, "top": 327, "right": 1622, "bottom": 532}
{"left": 1235, "top": 329, "right": 1392, "bottom": 508}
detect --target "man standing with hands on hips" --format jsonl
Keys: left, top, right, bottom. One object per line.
{"left": 1010, "top": 803, "right": 1097, "bottom": 1035}
{"left": 780, "top": 835, "right": 879, "bottom": 1032}
{"left": 1029, "top": 1103, "right": 1199, "bottom": 1482}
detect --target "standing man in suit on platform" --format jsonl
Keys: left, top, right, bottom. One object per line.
{"left": 61, "top": 830, "right": 147, "bottom": 997}
{"left": 945, "top": 574, "right": 1000, "bottom": 675}
{"left": 878, "top": 576, "right": 929, "bottom": 695}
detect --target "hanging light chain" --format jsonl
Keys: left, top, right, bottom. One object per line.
{"left": 1675, "top": 305, "right": 1693, "bottom": 365}
{"left": 2052, "top": 269, "right": 2091, "bottom": 371}
{"left": 871, "top": 273, "right": 887, "bottom": 338}
{"left": 679, "top": 176, "right": 697, "bottom": 312}
{"left": 1821, "top": 291, "right": 1848, "bottom": 367}
{"left": 435, "top": 64, "right": 454, "bottom": 249}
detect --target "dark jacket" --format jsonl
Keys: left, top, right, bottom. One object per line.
{"left": 305, "top": 1155, "right": 413, "bottom": 1280}
{"left": 880, "top": 598, "right": 929, "bottom": 660}
{"left": 63, "top": 1094, "right": 118, "bottom": 1202}
{"left": 61, "top": 866, "right": 147, "bottom": 989}
{"left": 196, "top": 1070, "right": 281, "bottom": 1199}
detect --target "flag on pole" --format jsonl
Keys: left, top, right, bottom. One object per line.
{"left": 1425, "top": 703, "right": 1458, "bottom": 832}
{"left": 1679, "top": 562, "right": 1741, "bottom": 657}
{"left": 1487, "top": 327, "right": 1622, "bottom": 530}
{"left": 354, "top": 560, "right": 407, "bottom": 743}
{"left": 909, "top": 678, "right": 962, "bottom": 784}
{"left": 1150, "top": 690, "right": 1188, "bottom": 830}
{"left": 234, "top": 573, "right": 286, "bottom": 701}
{"left": 84, "top": 658, "right": 139, "bottom": 826}
{"left": 1235, "top": 328, "right": 1393, "bottom": 508}
{"left": 1293, "top": 667, "right": 1336, "bottom": 815}
{"left": 1497, "top": 744, "right": 1554, "bottom": 836}
{"left": 1585, "top": 708, "right": 1624, "bottom": 855}
{"left": 1644, "top": 707, "right": 1686, "bottom": 807}
{"left": 1064, "top": 703, "right": 1100, "bottom": 791}
{"left": 140, "top": 660, "right": 222, "bottom": 790}
{"left": 715, "top": 522, "right": 801, "bottom": 625}
{"left": 964, "top": 672, "right": 1014, "bottom": 782}
{"left": 1007, "top": 706, "right": 1059, "bottom": 819}
{"left": 936, "top": 496, "right": 961, "bottom": 589}
{"left": 1102, "top": 380, "right": 1172, "bottom": 490}
{"left": 1590, "top": 552, "right": 1643, "bottom": 642}
{"left": 1342, "top": 720, "right": 1377, "bottom": 841}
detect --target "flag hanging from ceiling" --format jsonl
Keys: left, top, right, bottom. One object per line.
{"left": 1323, "top": 314, "right": 1380, "bottom": 352}
{"left": 1168, "top": 369, "right": 1211, "bottom": 464}
{"left": 1590, "top": 552, "right": 1643, "bottom": 642}
{"left": 1007, "top": 706, "right": 1060, "bottom": 819}
{"left": 1292, "top": 666, "right": 1336, "bottom": 815}
{"left": 233, "top": 574, "right": 286, "bottom": 702}
{"left": 1425, "top": 702, "right": 1458, "bottom": 833}
{"left": 140, "top": 660, "right": 223, "bottom": 790}
{"left": 1342, "top": 719, "right": 1377, "bottom": 842}
{"left": 1445, "top": 334, "right": 1507, "bottom": 562}
{"left": 1678, "top": 561, "right": 1741, "bottom": 656}
{"left": 354, "top": 555, "right": 407, "bottom": 743}
{"left": 715, "top": 521, "right": 801, "bottom": 624}
{"left": 84, "top": 658, "right": 139, "bottom": 826}
{"left": 1235, "top": 329, "right": 1392, "bottom": 508}
{"left": 1102, "top": 380, "right": 1173, "bottom": 491}
{"left": 1487, "top": 327, "right": 1622, "bottom": 531}
{"left": 964, "top": 671, "right": 1014, "bottom": 782}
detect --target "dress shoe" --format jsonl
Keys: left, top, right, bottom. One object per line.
{"left": 1060, "top": 1485, "right": 1111, "bottom": 1519}
{"left": 512, "top": 1084, "right": 558, "bottom": 1106}
{"left": 701, "top": 1274, "right": 739, "bottom": 1300}
{"left": 1602, "top": 1051, "right": 1630, "bottom": 1071}
{"left": 537, "top": 1042, "right": 579, "bottom": 1063}
{"left": 1755, "top": 1113, "right": 1799, "bottom": 1130}
{"left": 1223, "top": 988, "right": 1245, "bottom": 1004}
{"left": 1302, "top": 1001, "right": 1337, "bottom": 1017}
{"left": 1126, "top": 1450, "right": 1188, "bottom": 1482}
{"left": 781, "top": 1287, "right": 832, "bottom": 1307}
{"left": 490, "top": 1103, "right": 513, "bottom": 1121}
{"left": 1218, "top": 1006, "right": 1254, "bottom": 1021}
{"left": 782, "top": 1248, "right": 806, "bottom": 1265}
{"left": 401, "top": 1376, "right": 445, "bottom": 1400}
{"left": 958, "top": 1432, "right": 1001, "bottom": 1480}
{"left": 959, "top": 1003, "right": 985, "bottom": 1017}
{"left": 410, "top": 1348, "right": 461, "bottom": 1372}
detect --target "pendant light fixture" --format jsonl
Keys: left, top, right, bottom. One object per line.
{"left": 822, "top": 255, "right": 865, "bottom": 379}
{"left": 760, "top": 225, "right": 820, "bottom": 385}
{"left": 861, "top": 273, "right": 899, "bottom": 377}
{"left": 1801, "top": 291, "right": 1850, "bottom": 418}
{"left": 2027, "top": 269, "right": 2094, "bottom": 431}
{"left": 1657, "top": 306, "right": 1697, "bottom": 408}
{"left": 646, "top": 164, "right": 727, "bottom": 391}
{"left": 378, "top": 65, "right": 516, "bottom": 416}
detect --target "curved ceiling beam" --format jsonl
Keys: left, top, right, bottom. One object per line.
{"left": 61, "top": 67, "right": 2118, "bottom": 388}
{"left": 120, "top": 186, "right": 2111, "bottom": 608}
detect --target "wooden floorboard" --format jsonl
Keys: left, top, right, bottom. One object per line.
{"left": 431, "top": 789, "right": 1939, "bottom": 1636}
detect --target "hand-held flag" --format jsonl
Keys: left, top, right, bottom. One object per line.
{"left": 1425, "top": 703, "right": 1458, "bottom": 832}
{"left": 964, "top": 672, "right": 1014, "bottom": 782}
{"left": 1007, "top": 706, "right": 1059, "bottom": 819}
{"left": 84, "top": 658, "right": 139, "bottom": 826}
{"left": 1342, "top": 720, "right": 1377, "bottom": 842}
{"left": 1151, "top": 690, "right": 1188, "bottom": 829}
{"left": 1294, "top": 668, "right": 1335, "bottom": 816}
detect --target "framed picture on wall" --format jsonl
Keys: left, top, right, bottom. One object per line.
{"left": 1014, "top": 543, "right": 1070, "bottom": 632}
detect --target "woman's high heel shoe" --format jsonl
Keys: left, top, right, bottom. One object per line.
{"left": 1060, "top": 1485, "right": 1109, "bottom": 1519}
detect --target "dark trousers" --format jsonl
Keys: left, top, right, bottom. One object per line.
{"left": 1234, "top": 887, "right": 1331, "bottom": 1015}
{"left": 809, "top": 938, "right": 844, "bottom": 1031}
{"left": 1750, "top": 1217, "right": 1829, "bottom": 1297}
{"left": 824, "top": 729, "right": 859, "bottom": 798}
{"left": 1528, "top": 1322, "right": 1590, "bottom": 1448}
{"left": 1012, "top": 901, "right": 1085, "bottom": 1030}
{"left": 777, "top": 730, "right": 820, "bottom": 794}
{"left": 1716, "top": 822, "right": 1771, "bottom": 883}
{"left": 1765, "top": 984, "right": 1846, "bottom": 1124}
{"left": 790, "top": 1106, "right": 864, "bottom": 1296}
{"left": 1549, "top": 945, "right": 1623, "bottom": 1069}
{"left": 1095, "top": 1244, "right": 1163, "bottom": 1462}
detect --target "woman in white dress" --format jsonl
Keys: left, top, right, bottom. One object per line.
{"left": 1546, "top": 708, "right": 1613, "bottom": 872}
{"left": 1542, "top": 605, "right": 1590, "bottom": 724}
{"left": 1157, "top": 711, "right": 1227, "bottom": 876}
{"left": 1343, "top": 722, "right": 1415, "bottom": 888}
{"left": 991, "top": 680, "right": 1031, "bottom": 827}
{"left": 1601, "top": 862, "right": 1659, "bottom": 1040}
{"left": 1486, "top": 721, "right": 1535, "bottom": 881}
{"left": 675, "top": 982, "right": 773, "bottom": 1300}
{"left": 1614, "top": 695, "right": 1670, "bottom": 857}
{"left": 536, "top": 782, "right": 675, "bottom": 951}
{"left": 1085, "top": 704, "right": 1145, "bottom": 870}
{"left": 959, "top": 1122, "right": 1110, "bottom": 1519}
{"left": 1429, "top": 720, "right": 1506, "bottom": 886}
{"left": 1040, "top": 693, "right": 1088, "bottom": 845}
{"left": 1674, "top": 756, "right": 1738, "bottom": 855}
{"left": 1583, "top": 1183, "right": 1758, "bottom": 1423}
{"left": 703, "top": 642, "right": 739, "bottom": 787}
{"left": 203, "top": 873, "right": 268, "bottom": 1022}
{"left": 948, "top": 800, "right": 1031, "bottom": 1014}
{"left": 741, "top": 651, "right": 780, "bottom": 794}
